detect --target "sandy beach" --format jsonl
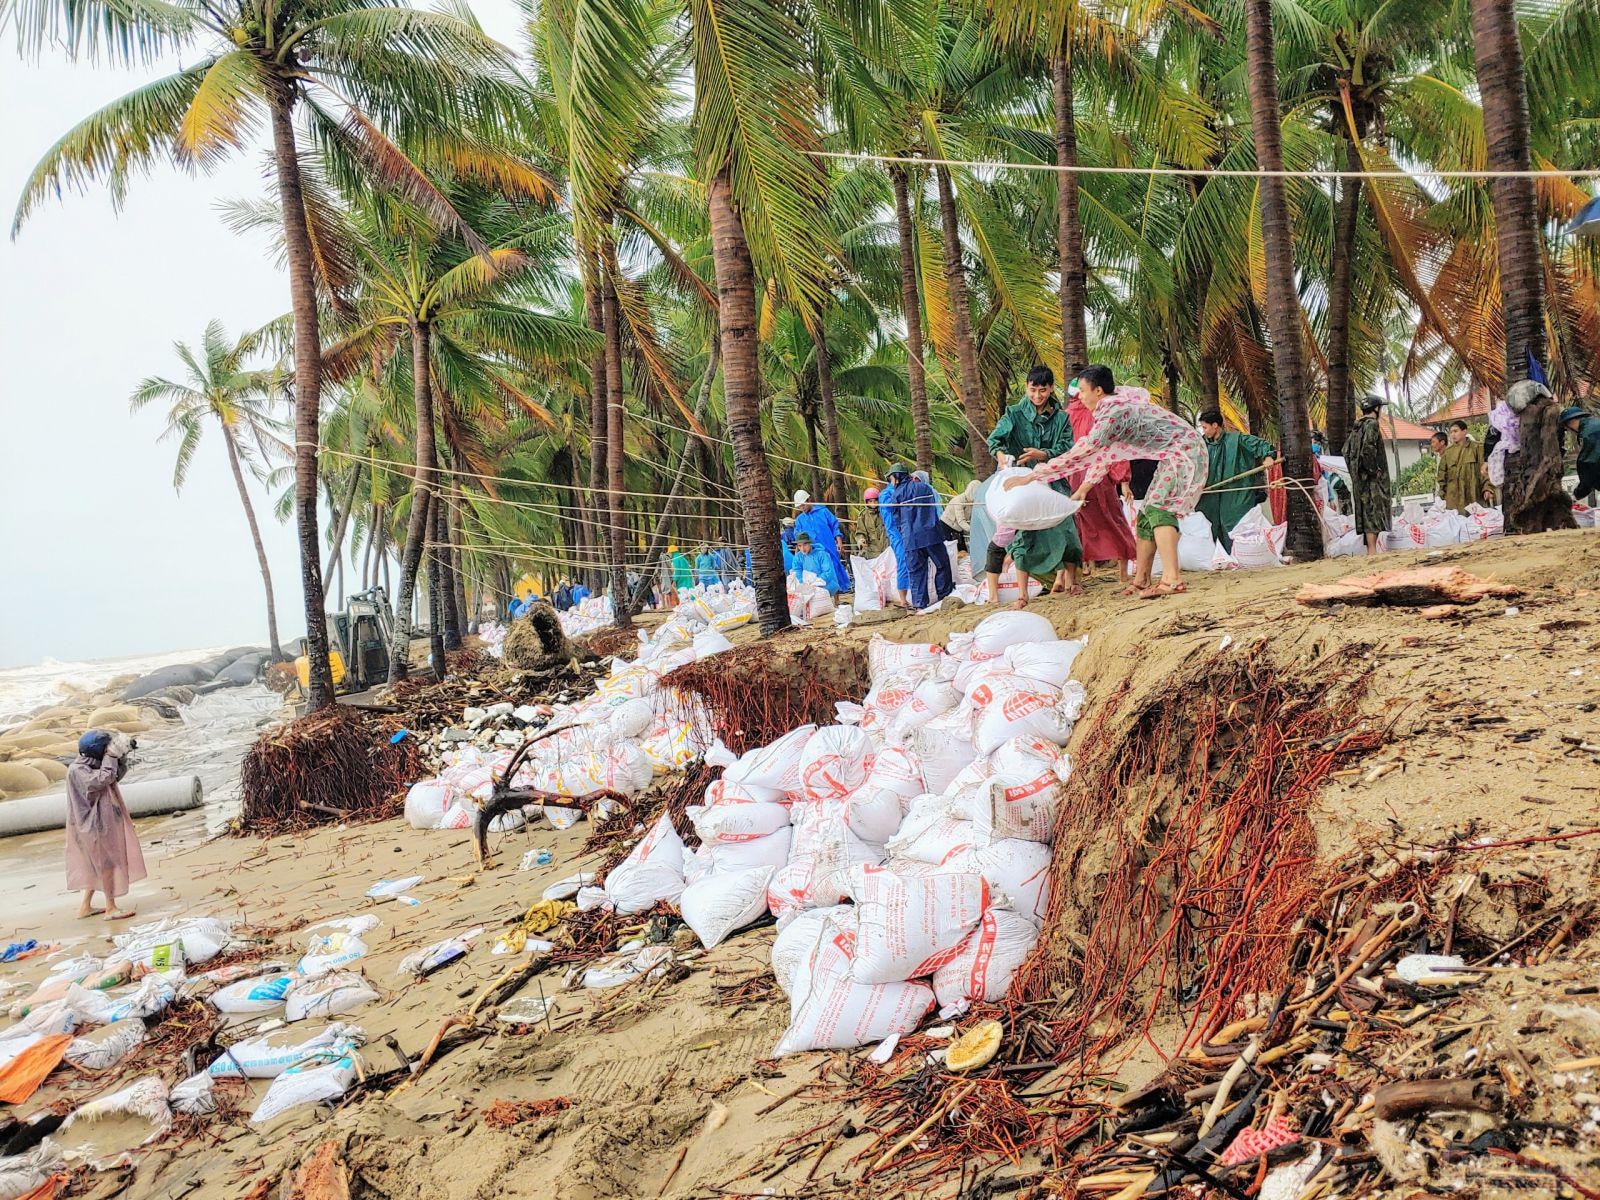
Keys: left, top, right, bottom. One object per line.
{"left": 1, "top": 529, "right": 1598, "bottom": 1199}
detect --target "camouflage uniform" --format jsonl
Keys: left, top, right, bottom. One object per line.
{"left": 1341, "top": 415, "right": 1392, "bottom": 536}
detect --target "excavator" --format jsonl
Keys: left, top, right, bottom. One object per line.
{"left": 293, "top": 586, "right": 395, "bottom": 696}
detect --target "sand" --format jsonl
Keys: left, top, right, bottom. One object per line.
{"left": 2, "top": 528, "right": 1598, "bottom": 1198}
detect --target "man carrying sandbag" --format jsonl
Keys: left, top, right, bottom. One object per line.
{"left": 1004, "top": 365, "right": 1206, "bottom": 599}
{"left": 986, "top": 365, "right": 1084, "bottom": 599}
{"left": 884, "top": 465, "right": 953, "bottom": 609}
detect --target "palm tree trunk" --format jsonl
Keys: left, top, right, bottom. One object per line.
{"left": 360, "top": 518, "right": 374, "bottom": 591}
{"left": 266, "top": 78, "right": 334, "bottom": 705}
{"left": 448, "top": 494, "right": 468, "bottom": 639}
{"left": 1325, "top": 116, "right": 1362, "bottom": 454}
{"left": 221, "top": 426, "right": 283, "bottom": 660}
{"left": 1199, "top": 352, "right": 1220, "bottom": 412}
{"left": 811, "top": 321, "right": 845, "bottom": 503}
{"left": 321, "top": 463, "right": 364, "bottom": 592}
{"left": 803, "top": 405, "right": 823, "bottom": 499}
{"left": 1053, "top": 39, "right": 1089, "bottom": 375}
{"left": 434, "top": 493, "right": 461, "bottom": 650}
{"left": 1241, "top": 0, "right": 1321, "bottom": 562}
{"left": 425, "top": 503, "right": 446, "bottom": 680}
{"left": 584, "top": 257, "right": 607, "bottom": 594}
{"left": 387, "top": 317, "right": 436, "bottom": 682}
{"left": 890, "top": 167, "right": 935, "bottom": 475}
{"left": 708, "top": 168, "right": 789, "bottom": 634}
{"left": 933, "top": 165, "right": 996, "bottom": 476}
{"left": 1470, "top": 0, "right": 1567, "bottom": 533}
{"left": 600, "top": 240, "right": 633, "bottom": 628}
{"left": 1470, "top": 0, "right": 1546, "bottom": 387}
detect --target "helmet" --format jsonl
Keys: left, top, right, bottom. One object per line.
{"left": 78, "top": 730, "right": 112, "bottom": 760}
{"left": 863, "top": 487, "right": 880, "bottom": 502}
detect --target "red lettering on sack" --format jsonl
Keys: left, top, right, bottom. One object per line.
{"left": 968, "top": 910, "right": 998, "bottom": 998}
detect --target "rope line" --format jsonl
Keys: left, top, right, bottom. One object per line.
{"left": 809, "top": 148, "right": 1600, "bottom": 183}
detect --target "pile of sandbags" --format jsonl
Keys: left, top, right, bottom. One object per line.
{"left": 403, "top": 599, "right": 759, "bottom": 832}
{"left": 577, "top": 612, "right": 1086, "bottom": 1056}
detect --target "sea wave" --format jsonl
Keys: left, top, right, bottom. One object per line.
{"left": 0, "top": 646, "right": 230, "bottom": 726}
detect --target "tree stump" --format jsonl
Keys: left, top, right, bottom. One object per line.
{"left": 1504, "top": 393, "right": 1576, "bottom": 534}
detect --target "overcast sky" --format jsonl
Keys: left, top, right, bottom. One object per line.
{"left": 0, "top": 1, "right": 523, "bottom": 668}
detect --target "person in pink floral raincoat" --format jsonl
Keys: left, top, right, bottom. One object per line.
{"left": 1005, "top": 365, "right": 1206, "bottom": 598}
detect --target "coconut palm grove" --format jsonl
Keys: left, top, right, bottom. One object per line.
{"left": 11, "top": 0, "right": 1600, "bottom": 704}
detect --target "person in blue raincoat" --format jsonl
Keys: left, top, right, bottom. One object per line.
{"left": 876, "top": 481, "right": 910, "bottom": 606}
{"left": 791, "top": 491, "right": 849, "bottom": 596}
{"left": 787, "top": 531, "right": 842, "bottom": 593}
{"left": 694, "top": 546, "right": 720, "bottom": 587}
{"left": 884, "top": 464, "right": 952, "bottom": 609}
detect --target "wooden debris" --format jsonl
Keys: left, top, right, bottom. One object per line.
{"left": 1296, "top": 566, "right": 1522, "bottom": 608}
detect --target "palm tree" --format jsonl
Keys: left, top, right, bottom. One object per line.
{"left": 1468, "top": 0, "right": 1569, "bottom": 533}
{"left": 13, "top": 0, "right": 530, "bottom": 708}
{"left": 689, "top": 0, "right": 839, "bottom": 633}
{"left": 1240, "top": 0, "right": 1322, "bottom": 561}
{"left": 131, "top": 320, "right": 288, "bottom": 659}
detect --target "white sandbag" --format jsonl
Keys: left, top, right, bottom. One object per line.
{"left": 1228, "top": 508, "right": 1286, "bottom": 568}
{"left": 0, "top": 1143, "right": 66, "bottom": 1200}
{"left": 692, "top": 628, "right": 735, "bottom": 660}
{"left": 114, "top": 916, "right": 232, "bottom": 966}
{"left": 724, "top": 725, "right": 816, "bottom": 794}
{"left": 210, "top": 971, "right": 298, "bottom": 1015}
{"left": 691, "top": 799, "right": 790, "bottom": 844}
{"left": 972, "top": 610, "right": 1057, "bottom": 657}
{"left": 983, "top": 467, "right": 1082, "bottom": 531}
{"left": 169, "top": 1071, "right": 216, "bottom": 1116}
{"left": 284, "top": 972, "right": 380, "bottom": 1022}
{"left": 709, "top": 827, "right": 793, "bottom": 873}
{"left": 840, "top": 786, "right": 906, "bottom": 844}
{"left": 848, "top": 864, "right": 989, "bottom": 984}
{"left": 798, "top": 725, "right": 875, "bottom": 801}
{"left": 297, "top": 930, "right": 370, "bottom": 978}
{"left": 1175, "top": 512, "right": 1219, "bottom": 572}
{"left": 885, "top": 809, "right": 982, "bottom": 865}
{"left": 959, "top": 741, "right": 1070, "bottom": 842}
{"left": 704, "top": 777, "right": 785, "bottom": 805}
{"left": 867, "top": 637, "right": 943, "bottom": 683}
{"left": 64, "top": 1019, "right": 145, "bottom": 1071}
{"left": 59, "top": 1076, "right": 170, "bottom": 1153}
{"left": 910, "top": 716, "right": 978, "bottom": 796}
{"left": 767, "top": 808, "right": 882, "bottom": 922}
{"left": 1001, "top": 639, "right": 1085, "bottom": 688}
{"left": 889, "top": 679, "right": 960, "bottom": 741}
{"left": 850, "top": 555, "right": 884, "bottom": 611}
{"left": 603, "top": 810, "right": 687, "bottom": 914}
{"left": 775, "top": 912, "right": 935, "bottom": 1055}
{"left": 404, "top": 780, "right": 454, "bottom": 830}
{"left": 606, "top": 697, "right": 655, "bottom": 739}
{"left": 971, "top": 678, "right": 1083, "bottom": 756}
{"left": 771, "top": 905, "right": 849, "bottom": 997}
{"left": 250, "top": 1053, "right": 360, "bottom": 1124}
{"left": 947, "top": 839, "right": 1052, "bottom": 924}
{"left": 65, "top": 977, "right": 174, "bottom": 1025}
{"left": 932, "top": 909, "right": 1040, "bottom": 1011}
{"left": 681, "top": 865, "right": 775, "bottom": 949}
{"left": 863, "top": 745, "right": 925, "bottom": 801}
{"left": 208, "top": 1023, "right": 361, "bottom": 1079}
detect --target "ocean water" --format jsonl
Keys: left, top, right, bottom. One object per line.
{"left": 0, "top": 647, "right": 285, "bottom": 828}
{"left": 0, "top": 646, "right": 231, "bottom": 726}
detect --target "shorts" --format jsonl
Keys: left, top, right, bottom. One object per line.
{"left": 1134, "top": 505, "right": 1179, "bottom": 541}
{"left": 984, "top": 543, "right": 1009, "bottom": 575}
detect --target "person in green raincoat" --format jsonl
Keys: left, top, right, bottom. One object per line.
{"left": 986, "top": 365, "right": 1084, "bottom": 597}
{"left": 1196, "top": 410, "right": 1279, "bottom": 550}
{"left": 668, "top": 546, "right": 693, "bottom": 606}
{"left": 1342, "top": 396, "right": 1393, "bottom": 556}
